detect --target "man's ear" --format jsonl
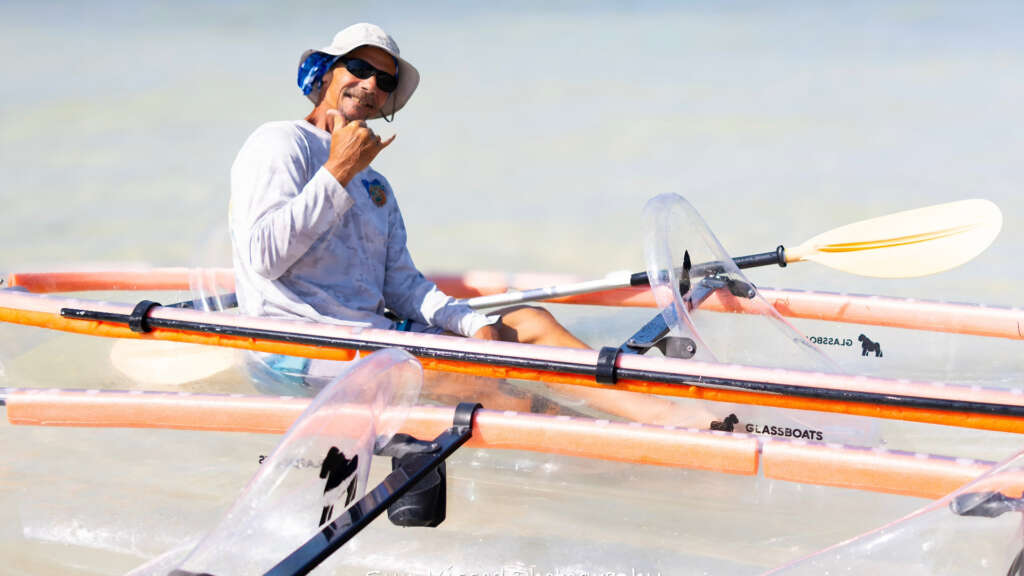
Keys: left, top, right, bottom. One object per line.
{"left": 310, "top": 75, "right": 328, "bottom": 106}
{"left": 310, "top": 67, "right": 337, "bottom": 107}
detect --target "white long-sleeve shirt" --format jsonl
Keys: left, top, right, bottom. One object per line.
{"left": 229, "top": 120, "right": 493, "bottom": 336}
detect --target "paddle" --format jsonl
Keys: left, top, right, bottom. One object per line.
{"left": 464, "top": 199, "right": 1003, "bottom": 310}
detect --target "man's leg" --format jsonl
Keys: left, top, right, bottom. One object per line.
{"left": 490, "top": 305, "right": 589, "bottom": 349}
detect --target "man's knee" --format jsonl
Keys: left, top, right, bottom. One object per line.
{"left": 493, "top": 305, "right": 557, "bottom": 343}
{"left": 505, "top": 305, "right": 556, "bottom": 329}
{"left": 524, "top": 305, "right": 557, "bottom": 323}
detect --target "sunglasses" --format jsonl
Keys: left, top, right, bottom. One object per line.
{"left": 338, "top": 57, "right": 399, "bottom": 93}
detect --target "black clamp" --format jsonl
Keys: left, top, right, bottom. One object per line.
{"left": 378, "top": 434, "right": 444, "bottom": 528}
{"left": 700, "top": 276, "right": 756, "bottom": 300}
{"left": 948, "top": 489, "right": 1024, "bottom": 575}
{"left": 725, "top": 277, "right": 757, "bottom": 299}
{"left": 950, "top": 491, "right": 1024, "bottom": 518}
{"left": 452, "top": 402, "right": 482, "bottom": 432}
{"left": 128, "top": 300, "right": 161, "bottom": 333}
{"left": 595, "top": 346, "right": 621, "bottom": 385}
{"left": 265, "top": 402, "right": 484, "bottom": 575}
{"left": 619, "top": 307, "right": 697, "bottom": 360}
{"left": 379, "top": 402, "right": 481, "bottom": 528}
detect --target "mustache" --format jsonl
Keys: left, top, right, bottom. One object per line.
{"left": 342, "top": 89, "right": 378, "bottom": 109}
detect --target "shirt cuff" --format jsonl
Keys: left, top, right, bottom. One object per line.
{"left": 461, "top": 312, "right": 500, "bottom": 338}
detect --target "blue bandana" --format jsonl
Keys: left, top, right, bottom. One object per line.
{"left": 298, "top": 52, "right": 343, "bottom": 96}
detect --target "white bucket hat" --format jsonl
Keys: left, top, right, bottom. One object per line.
{"left": 299, "top": 23, "right": 420, "bottom": 119}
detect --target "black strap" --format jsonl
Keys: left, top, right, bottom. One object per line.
{"left": 595, "top": 346, "right": 621, "bottom": 385}
{"left": 128, "top": 300, "right": 161, "bottom": 333}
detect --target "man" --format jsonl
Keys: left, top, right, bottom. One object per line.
{"left": 228, "top": 24, "right": 708, "bottom": 427}
{"left": 229, "top": 23, "right": 586, "bottom": 369}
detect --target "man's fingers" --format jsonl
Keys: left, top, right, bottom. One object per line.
{"left": 378, "top": 134, "right": 397, "bottom": 149}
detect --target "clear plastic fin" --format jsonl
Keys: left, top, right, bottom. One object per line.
{"left": 131, "top": 348, "right": 423, "bottom": 576}
{"left": 189, "top": 222, "right": 234, "bottom": 312}
{"left": 643, "top": 193, "right": 835, "bottom": 371}
{"left": 764, "top": 448, "right": 1024, "bottom": 575}
{"left": 642, "top": 194, "right": 877, "bottom": 445}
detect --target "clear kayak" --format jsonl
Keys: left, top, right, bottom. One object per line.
{"left": 1, "top": 195, "right": 1021, "bottom": 574}
{"left": 2, "top": 351, "right": 1022, "bottom": 575}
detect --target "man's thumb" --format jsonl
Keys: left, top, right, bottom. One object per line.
{"left": 325, "top": 109, "right": 342, "bottom": 131}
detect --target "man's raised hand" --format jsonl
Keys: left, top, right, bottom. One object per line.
{"left": 324, "top": 109, "right": 396, "bottom": 186}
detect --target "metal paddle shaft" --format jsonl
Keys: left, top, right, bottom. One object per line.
{"left": 465, "top": 247, "right": 786, "bottom": 310}
{"left": 465, "top": 270, "right": 637, "bottom": 310}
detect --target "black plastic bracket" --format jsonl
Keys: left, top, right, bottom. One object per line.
{"left": 376, "top": 434, "right": 439, "bottom": 459}
{"left": 595, "top": 346, "right": 621, "bottom": 385}
{"left": 453, "top": 402, "right": 481, "bottom": 432}
{"left": 697, "top": 276, "right": 756, "bottom": 300}
{"left": 378, "top": 434, "right": 445, "bottom": 527}
{"left": 623, "top": 310, "right": 672, "bottom": 353}
{"left": 949, "top": 490, "right": 1024, "bottom": 576}
{"left": 950, "top": 490, "right": 1024, "bottom": 518}
{"left": 620, "top": 308, "right": 697, "bottom": 360}
{"left": 726, "top": 277, "right": 757, "bottom": 299}
{"left": 264, "top": 402, "right": 482, "bottom": 576}
{"left": 128, "top": 300, "right": 161, "bottom": 333}
{"left": 378, "top": 402, "right": 481, "bottom": 528}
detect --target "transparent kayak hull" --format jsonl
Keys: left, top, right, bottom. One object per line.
{"left": 4, "top": 385, "right": 1023, "bottom": 576}
{"left": 0, "top": 414, "right": 941, "bottom": 575}
{"left": 2, "top": 258, "right": 1023, "bottom": 574}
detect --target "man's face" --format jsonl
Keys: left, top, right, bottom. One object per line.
{"left": 324, "top": 46, "right": 397, "bottom": 122}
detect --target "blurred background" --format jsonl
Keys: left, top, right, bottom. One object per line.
{"left": 2, "top": 0, "right": 1022, "bottom": 304}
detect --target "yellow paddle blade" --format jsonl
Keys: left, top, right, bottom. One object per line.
{"left": 786, "top": 199, "right": 1002, "bottom": 278}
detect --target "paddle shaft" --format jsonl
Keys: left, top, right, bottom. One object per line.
{"left": 464, "top": 246, "right": 786, "bottom": 310}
